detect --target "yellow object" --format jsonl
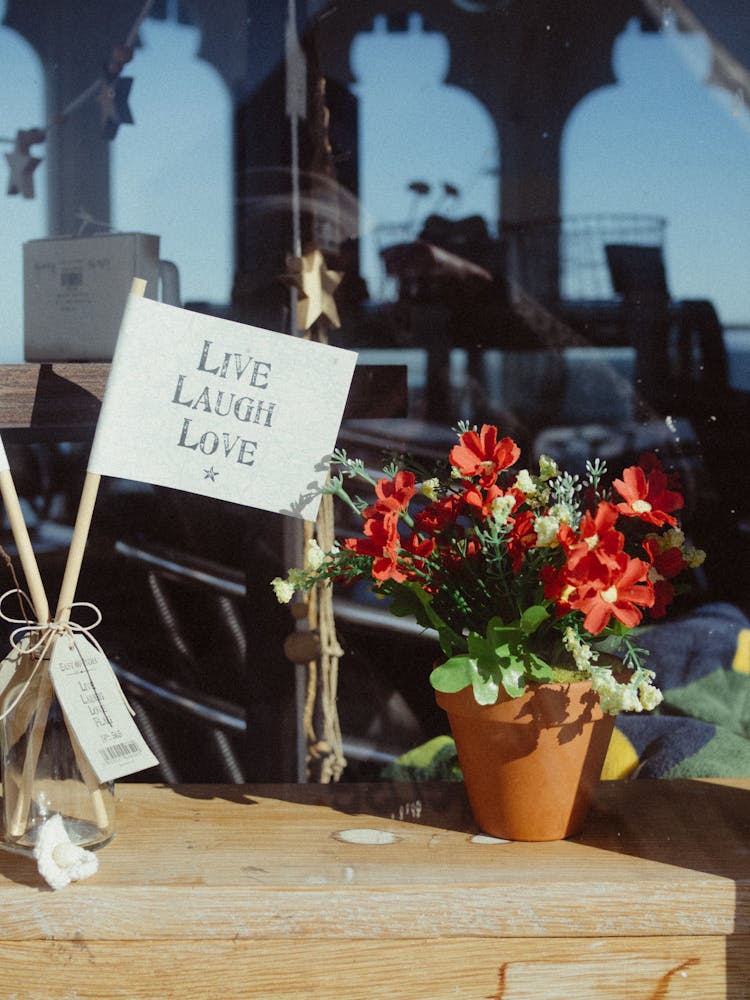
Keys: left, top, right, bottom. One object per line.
{"left": 732, "top": 629, "right": 750, "bottom": 674}
{"left": 600, "top": 726, "right": 640, "bottom": 780}
{"left": 283, "top": 247, "right": 342, "bottom": 331}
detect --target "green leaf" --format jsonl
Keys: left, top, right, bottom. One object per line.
{"left": 592, "top": 632, "right": 627, "bottom": 655}
{"left": 388, "top": 587, "right": 429, "bottom": 624}
{"left": 520, "top": 604, "right": 550, "bottom": 636}
{"left": 498, "top": 663, "right": 525, "bottom": 698}
{"left": 438, "top": 631, "right": 455, "bottom": 658}
{"left": 433, "top": 616, "right": 558, "bottom": 705}
{"left": 471, "top": 669, "right": 500, "bottom": 705}
{"left": 525, "top": 653, "right": 555, "bottom": 683}
{"left": 430, "top": 657, "right": 475, "bottom": 693}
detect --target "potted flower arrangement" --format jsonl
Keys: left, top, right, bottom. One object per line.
{"left": 273, "top": 423, "right": 704, "bottom": 840}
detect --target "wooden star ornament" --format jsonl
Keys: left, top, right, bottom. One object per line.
{"left": 97, "top": 76, "right": 134, "bottom": 140}
{"left": 283, "top": 247, "right": 342, "bottom": 332}
{"left": 5, "top": 129, "right": 45, "bottom": 199}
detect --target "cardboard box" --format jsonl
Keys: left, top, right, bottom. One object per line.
{"left": 24, "top": 233, "right": 163, "bottom": 362}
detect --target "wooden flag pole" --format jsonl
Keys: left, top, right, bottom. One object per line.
{"left": 0, "top": 470, "right": 49, "bottom": 624}
{"left": 0, "top": 466, "right": 54, "bottom": 838}
{"left": 55, "top": 471, "right": 102, "bottom": 625}
{"left": 10, "top": 278, "right": 147, "bottom": 840}
{"left": 55, "top": 276, "right": 147, "bottom": 624}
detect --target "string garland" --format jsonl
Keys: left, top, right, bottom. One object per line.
{"left": 2, "top": 0, "right": 156, "bottom": 199}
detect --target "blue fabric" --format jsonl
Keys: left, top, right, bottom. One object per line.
{"left": 385, "top": 603, "right": 750, "bottom": 780}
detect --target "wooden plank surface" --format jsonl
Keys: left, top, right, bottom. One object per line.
{"left": 0, "top": 780, "right": 746, "bottom": 999}
{"left": 0, "top": 363, "right": 108, "bottom": 436}
{"left": 0, "top": 779, "right": 746, "bottom": 943}
{"left": 0, "top": 363, "right": 407, "bottom": 435}
{"left": 0, "top": 935, "right": 739, "bottom": 1000}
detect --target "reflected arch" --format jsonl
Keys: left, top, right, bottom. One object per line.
{"left": 0, "top": 4, "right": 46, "bottom": 359}
{"left": 111, "top": 15, "right": 233, "bottom": 307}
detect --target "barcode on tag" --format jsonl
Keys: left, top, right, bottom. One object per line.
{"left": 99, "top": 741, "right": 142, "bottom": 763}
{"left": 49, "top": 634, "right": 159, "bottom": 782}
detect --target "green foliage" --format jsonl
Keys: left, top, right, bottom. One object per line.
{"left": 430, "top": 616, "right": 554, "bottom": 703}
{"left": 388, "top": 582, "right": 463, "bottom": 656}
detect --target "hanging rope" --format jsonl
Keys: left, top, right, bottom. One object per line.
{"left": 301, "top": 488, "right": 345, "bottom": 782}
{"left": 283, "top": 11, "right": 346, "bottom": 782}
{"left": 301, "top": 310, "right": 346, "bottom": 782}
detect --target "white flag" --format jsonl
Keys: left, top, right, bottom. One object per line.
{"left": 88, "top": 295, "right": 357, "bottom": 520}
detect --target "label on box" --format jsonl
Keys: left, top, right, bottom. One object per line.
{"left": 24, "top": 233, "right": 162, "bottom": 361}
{"left": 49, "top": 634, "right": 158, "bottom": 782}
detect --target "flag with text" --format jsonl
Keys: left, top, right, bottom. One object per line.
{"left": 88, "top": 295, "right": 357, "bottom": 520}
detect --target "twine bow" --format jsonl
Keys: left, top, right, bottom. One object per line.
{"left": 0, "top": 588, "right": 134, "bottom": 723}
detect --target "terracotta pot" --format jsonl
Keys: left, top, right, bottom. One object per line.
{"left": 435, "top": 680, "right": 615, "bottom": 841}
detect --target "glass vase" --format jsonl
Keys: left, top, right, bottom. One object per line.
{"left": 0, "top": 651, "right": 115, "bottom": 855}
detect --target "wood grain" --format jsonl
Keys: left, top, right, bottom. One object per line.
{"left": 0, "top": 363, "right": 108, "bottom": 436}
{"left": 0, "top": 780, "right": 746, "bottom": 998}
{"left": 0, "top": 780, "right": 746, "bottom": 939}
{"left": 0, "top": 936, "right": 739, "bottom": 1000}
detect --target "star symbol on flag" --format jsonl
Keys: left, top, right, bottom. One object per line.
{"left": 282, "top": 247, "right": 342, "bottom": 332}
{"left": 97, "top": 77, "right": 134, "bottom": 140}
{"left": 5, "top": 129, "right": 44, "bottom": 199}
{"left": 204, "top": 467, "right": 219, "bottom": 482}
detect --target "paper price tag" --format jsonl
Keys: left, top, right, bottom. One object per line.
{"left": 49, "top": 634, "right": 158, "bottom": 783}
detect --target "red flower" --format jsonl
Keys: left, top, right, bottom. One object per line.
{"left": 343, "top": 517, "right": 407, "bottom": 583}
{"left": 506, "top": 509, "right": 537, "bottom": 573}
{"left": 414, "top": 493, "right": 463, "bottom": 535}
{"left": 568, "top": 551, "right": 655, "bottom": 633}
{"left": 612, "top": 465, "right": 684, "bottom": 527}
{"left": 541, "top": 562, "right": 575, "bottom": 615}
{"left": 560, "top": 502, "right": 624, "bottom": 571}
{"left": 450, "top": 425, "right": 520, "bottom": 486}
{"left": 642, "top": 537, "right": 686, "bottom": 618}
{"left": 440, "top": 535, "right": 481, "bottom": 572}
{"left": 400, "top": 532, "right": 436, "bottom": 576}
{"left": 364, "top": 471, "right": 417, "bottom": 520}
{"left": 639, "top": 452, "right": 683, "bottom": 491}
{"left": 461, "top": 481, "right": 525, "bottom": 521}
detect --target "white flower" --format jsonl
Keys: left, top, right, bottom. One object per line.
{"left": 659, "top": 528, "right": 685, "bottom": 550}
{"left": 588, "top": 670, "right": 620, "bottom": 713}
{"left": 589, "top": 664, "right": 663, "bottom": 715}
{"left": 683, "top": 544, "right": 706, "bottom": 569}
{"left": 563, "top": 627, "right": 596, "bottom": 672}
{"left": 638, "top": 680, "right": 664, "bottom": 711}
{"left": 271, "top": 577, "right": 295, "bottom": 604}
{"left": 538, "top": 455, "right": 559, "bottom": 481}
{"left": 647, "top": 528, "right": 704, "bottom": 567}
{"left": 533, "top": 515, "right": 560, "bottom": 547}
{"left": 305, "top": 538, "right": 326, "bottom": 570}
{"left": 490, "top": 494, "right": 516, "bottom": 525}
{"left": 421, "top": 478, "right": 439, "bottom": 500}
{"left": 514, "top": 469, "right": 536, "bottom": 496}
{"left": 548, "top": 502, "right": 574, "bottom": 525}
{"left": 34, "top": 814, "right": 99, "bottom": 891}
